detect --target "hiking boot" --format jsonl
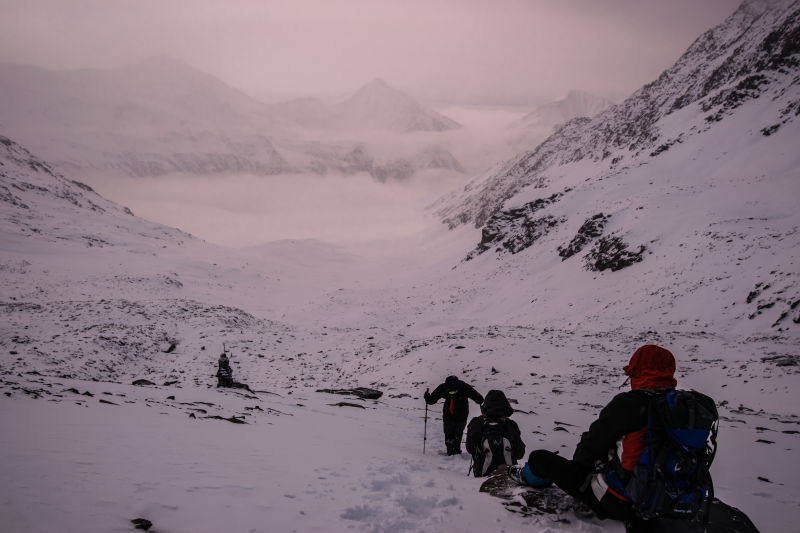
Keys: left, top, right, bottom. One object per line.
{"left": 508, "top": 463, "right": 552, "bottom": 487}
{"left": 507, "top": 465, "right": 525, "bottom": 484}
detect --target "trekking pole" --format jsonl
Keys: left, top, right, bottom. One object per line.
{"left": 467, "top": 456, "right": 474, "bottom": 477}
{"left": 423, "top": 401, "right": 428, "bottom": 454}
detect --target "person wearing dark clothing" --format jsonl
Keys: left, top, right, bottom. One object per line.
{"left": 217, "top": 353, "right": 234, "bottom": 387}
{"left": 424, "top": 375, "right": 484, "bottom": 455}
{"left": 466, "top": 390, "right": 525, "bottom": 476}
{"left": 508, "top": 345, "right": 679, "bottom": 525}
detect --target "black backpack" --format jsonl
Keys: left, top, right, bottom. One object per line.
{"left": 474, "top": 420, "right": 513, "bottom": 477}
{"left": 606, "top": 390, "right": 719, "bottom": 520}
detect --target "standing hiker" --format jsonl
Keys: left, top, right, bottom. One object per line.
{"left": 466, "top": 389, "right": 525, "bottom": 476}
{"left": 506, "top": 344, "right": 717, "bottom": 530}
{"left": 424, "top": 375, "right": 484, "bottom": 455}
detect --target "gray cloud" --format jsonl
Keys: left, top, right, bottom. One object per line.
{"left": 0, "top": 0, "right": 741, "bottom": 104}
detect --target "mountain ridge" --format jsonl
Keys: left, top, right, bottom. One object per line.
{"left": 435, "top": 0, "right": 800, "bottom": 230}
{"left": 0, "top": 60, "right": 463, "bottom": 180}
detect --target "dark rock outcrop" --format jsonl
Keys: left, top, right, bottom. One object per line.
{"left": 558, "top": 214, "right": 610, "bottom": 260}
{"left": 584, "top": 236, "right": 646, "bottom": 272}
{"left": 465, "top": 190, "right": 570, "bottom": 260}
{"left": 316, "top": 387, "right": 383, "bottom": 400}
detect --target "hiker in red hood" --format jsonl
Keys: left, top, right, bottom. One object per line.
{"left": 507, "top": 345, "right": 678, "bottom": 526}
{"left": 424, "top": 375, "right": 483, "bottom": 455}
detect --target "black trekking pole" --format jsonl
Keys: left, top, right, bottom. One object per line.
{"left": 467, "top": 456, "right": 474, "bottom": 477}
{"left": 423, "top": 400, "right": 428, "bottom": 454}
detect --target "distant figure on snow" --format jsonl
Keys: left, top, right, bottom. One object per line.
{"left": 216, "top": 352, "right": 234, "bottom": 388}
{"left": 466, "top": 389, "right": 525, "bottom": 476}
{"left": 424, "top": 375, "right": 484, "bottom": 455}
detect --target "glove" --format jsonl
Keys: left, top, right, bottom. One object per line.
{"left": 423, "top": 389, "right": 431, "bottom": 402}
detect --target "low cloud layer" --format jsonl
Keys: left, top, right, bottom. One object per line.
{"left": 84, "top": 170, "right": 465, "bottom": 248}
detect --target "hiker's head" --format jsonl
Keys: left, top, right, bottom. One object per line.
{"left": 481, "top": 389, "right": 513, "bottom": 417}
{"left": 445, "top": 375, "right": 459, "bottom": 387}
{"left": 623, "top": 344, "right": 677, "bottom": 391}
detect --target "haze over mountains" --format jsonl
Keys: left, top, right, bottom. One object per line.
{"left": 507, "top": 90, "right": 615, "bottom": 150}
{"left": 0, "top": 59, "right": 468, "bottom": 181}
{"left": 0, "top": 57, "right": 617, "bottom": 184}
{"left": 1, "top": 0, "right": 799, "bottom": 532}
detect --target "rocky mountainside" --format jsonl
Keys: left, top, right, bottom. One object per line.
{"left": 0, "top": 61, "right": 463, "bottom": 180}
{"left": 0, "top": 134, "right": 191, "bottom": 246}
{"left": 430, "top": 0, "right": 799, "bottom": 341}
{"left": 436, "top": 0, "right": 800, "bottom": 229}
{"left": 507, "top": 90, "right": 614, "bottom": 150}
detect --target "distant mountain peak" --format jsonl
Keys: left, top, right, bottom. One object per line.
{"left": 338, "top": 78, "right": 461, "bottom": 133}
{"left": 362, "top": 77, "right": 390, "bottom": 89}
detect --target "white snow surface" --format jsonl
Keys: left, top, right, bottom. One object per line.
{"left": 1, "top": 121, "right": 799, "bottom": 533}
{"left": 2, "top": 2, "right": 800, "bottom": 532}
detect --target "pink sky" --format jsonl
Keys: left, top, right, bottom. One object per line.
{"left": 0, "top": 0, "right": 741, "bottom": 104}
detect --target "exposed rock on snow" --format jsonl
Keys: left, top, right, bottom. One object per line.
{"left": 558, "top": 213, "right": 610, "bottom": 260}
{"left": 316, "top": 387, "right": 384, "bottom": 400}
{"left": 131, "top": 517, "right": 153, "bottom": 531}
{"left": 583, "top": 235, "right": 647, "bottom": 272}
{"left": 464, "top": 189, "right": 570, "bottom": 260}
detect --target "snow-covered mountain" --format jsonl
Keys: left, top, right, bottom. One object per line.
{"left": 437, "top": 0, "right": 800, "bottom": 229}
{"left": 0, "top": 134, "right": 192, "bottom": 247}
{"left": 432, "top": 0, "right": 800, "bottom": 340}
{"left": 0, "top": 58, "right": 292, "bottom": 176}
{"left": 0, "top": 60, "right": 463, "bottom": 180}
{"left": 507, "top": 90, "right": 615, "bottom": 150}
{"left": 1, "top": 1, "right": 799, "bottom": 532}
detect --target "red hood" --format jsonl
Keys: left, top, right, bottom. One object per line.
{"left": 624, "top": 344, "right": 677, "bottom": 391}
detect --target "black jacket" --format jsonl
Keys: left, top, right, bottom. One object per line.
{"left": 572, "top": 390, "right": 653, "bottom": 468}
{"left": 425, "top": 377, "right": 483, "bottom": 420}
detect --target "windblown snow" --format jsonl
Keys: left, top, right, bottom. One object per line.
{"left": 2, "top": 1, "right": 800, "bottom": 532}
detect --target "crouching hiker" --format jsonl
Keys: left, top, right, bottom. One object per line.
{"left": 216, "top": 351, "right": 253, "bottom": 392}
{"left": 466, "top": 390, "right": 525, "bottom": 476}
{"left": 217, "top": 352, "right": 234, "bottom": 387}
{"left": 507, "top": 345, "right": 718, "bottom": 530}
{"left": 424, "top": 375, "right": 484, "bottom": 455}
